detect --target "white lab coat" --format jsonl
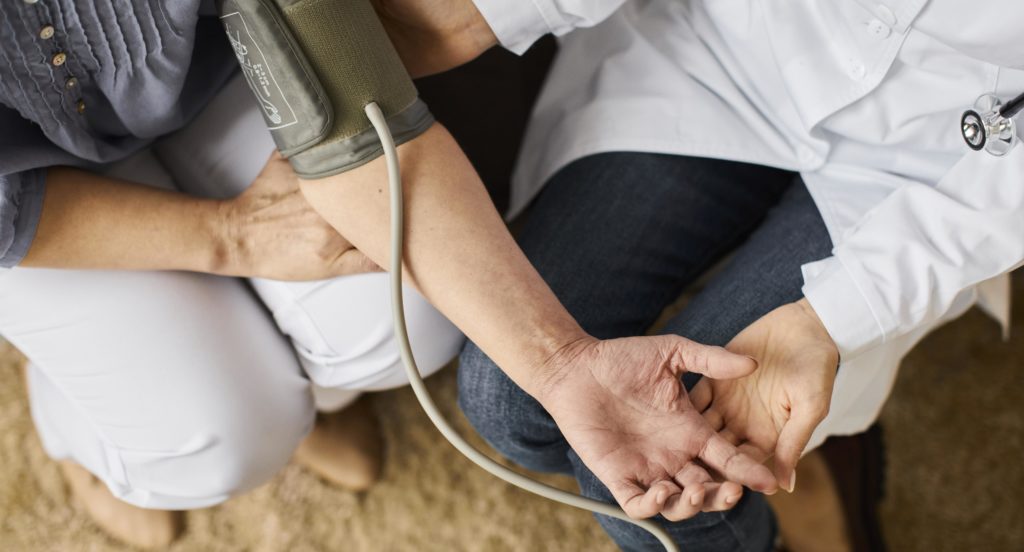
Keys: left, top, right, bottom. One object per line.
{"left": 472, "top": 0, "right": 1024, "bottom": 449}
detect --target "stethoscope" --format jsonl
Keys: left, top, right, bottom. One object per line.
{"left": 961, "top": 91, "right": 1024, "bottom": 156}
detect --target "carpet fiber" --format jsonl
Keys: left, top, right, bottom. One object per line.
{"left": 2, "top": 274, "right": 1022, "bottom": 551}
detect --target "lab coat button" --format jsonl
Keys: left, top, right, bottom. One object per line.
{"left": 849, "top": 62, "right": 866, "bottom": 80}
{"left": 867, "top": 19, "right": 891, "bottom": 39}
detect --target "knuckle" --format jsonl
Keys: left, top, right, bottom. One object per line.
{"left": 722, "top": 450, "right": 741, "bottom": 472}
{"left": 694, "top": 347, "right": 710, "bottom": 372}
{"left": 678, "top": 342, "right": 707, "bottom": 372}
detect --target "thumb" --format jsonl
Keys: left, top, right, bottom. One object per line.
{"left": 336, "top": 249, "right": 383, "bottom": 275}
{"left": 671, "top": 337, "right": 758, "bottom": 380}
{"left": 773, "top": 404, "right": 826, "bottom": 492}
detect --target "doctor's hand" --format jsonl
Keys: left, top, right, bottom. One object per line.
{"left": 690, "top": 299, "right": 839, "bottom": 493}
{"left": 372, "top": 0, "right": 497, "bottom": 77}
{"left": 536, "top": 335, "right": 779, "bottom": 520}
{"left": 220, "top": 153, "right": 380, "bottom": 281}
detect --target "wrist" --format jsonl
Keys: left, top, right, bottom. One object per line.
{"left": 523, "top": 330, "right": 597, "bottom": 404}
{"left": 204, "top": 199, "right": 246, "bottom": 276}
{"left": 796, "top": 297, "right": 840, "bottom": 362}
{"left": 795, "top": 297, "right": 827, "bottom": 332}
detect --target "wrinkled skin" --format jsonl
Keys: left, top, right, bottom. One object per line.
{"left": 540, "top": 335, "right": 780, "bottom": 520}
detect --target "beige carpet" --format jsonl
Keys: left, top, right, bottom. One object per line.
{"left": 2, "top": 274, "right": 1022, "bottom": 551}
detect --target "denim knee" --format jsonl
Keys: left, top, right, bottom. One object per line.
{"left": 593, "top": 494, "right": 776, "bottom": 552}
{"left": 457, "top": 342, "right": 572, "bottom": 474}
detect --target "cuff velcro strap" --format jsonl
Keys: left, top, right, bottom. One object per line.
{"left": 217, "top": 0, "right": 434, "bottom": 177}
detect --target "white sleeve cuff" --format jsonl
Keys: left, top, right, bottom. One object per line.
{"left": 472, "top": 0, "right": 557, "bottom": 55}
{"left": 801, "top": 256, "right": 886, "bottom": 360}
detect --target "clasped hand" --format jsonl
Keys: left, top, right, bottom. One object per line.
{"left": 533, "top": 299, "right": 839, "bottom": 521}
{"left": 218, "top": 153, "right": 379, "bottom": 281}
{"left": 690, "top": 299, "right": 840, "bottom": 494}
{"left": 534, "top": 335, "right": 780, "bottom": 521}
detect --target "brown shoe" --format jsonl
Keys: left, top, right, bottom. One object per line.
{"left": 769, "top": 425, "right": 888, "bottom": 552}
{"left": 59, "top": 460, "right": 183, "bottom": 549}
{"left": 818, "top": 424, "right": 888, "bottom": 552}
{"left": 293, "top": 396, "right": 383, "bottom": 491}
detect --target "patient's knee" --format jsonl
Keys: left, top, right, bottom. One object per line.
{"left": 115, "top": 390, "right": 314, "bottom": 509}
{"left": 298, "top": 282, "right": 464, "bottom": 392}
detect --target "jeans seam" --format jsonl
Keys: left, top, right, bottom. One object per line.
{"left": 717, "top": 510, "right": 751, "bottom": 552}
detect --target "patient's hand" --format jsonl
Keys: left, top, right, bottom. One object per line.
{"left": 537, "top": 335, "right": 779, "bottom": 520}
{"left": 690, "top": 299, "right": 839, "bottom": 493}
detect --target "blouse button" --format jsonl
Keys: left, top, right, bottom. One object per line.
{"left": 39, "top": 25, "right": 55, "bottom": 40}
{"left": 76, "top": 99, "right": 86, "bottom": 114}
{"left": 24, "top": 0, "right": 40, "bottom": 4}
{"left": 65, "top": 76, "right": 79, "bottom": 90}
{"left": 51, "top": 52, "right": 67, "bottom": 66}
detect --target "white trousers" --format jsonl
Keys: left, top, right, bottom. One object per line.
{"left": 0, "top": 75, "right": 464, "bottom": 510}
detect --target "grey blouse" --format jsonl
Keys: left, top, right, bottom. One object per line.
{"left": 0, "top": 0, "right": 239, "bottom": 267}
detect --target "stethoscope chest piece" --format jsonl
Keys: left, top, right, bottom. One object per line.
{"left": 962, "top": 93, "right": 1020, "bottom": 156}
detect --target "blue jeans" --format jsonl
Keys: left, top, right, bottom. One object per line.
{"left": 458, "top": 153, "right": 834, "bottom": 551}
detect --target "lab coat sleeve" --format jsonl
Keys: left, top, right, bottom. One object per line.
{"left": 471, "top": 0, "right": 629, "bottom": 54}
{"left": 802, "top": 146, "right": 1024, "bottom": 360}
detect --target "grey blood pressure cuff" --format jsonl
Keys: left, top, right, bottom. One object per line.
{"left": 216, "top": 0, "right": 433, "bottom": 178}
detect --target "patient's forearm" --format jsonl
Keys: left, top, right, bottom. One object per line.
{"left": 22, "top": 168, "right": 227, "bottom": 272}
{"left": 299, "top": 123, "right": 588, "bottom": 395}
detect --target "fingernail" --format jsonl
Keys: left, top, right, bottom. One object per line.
{"left": 788, "top": 471, "right": 797, "bottom": 493}
{"left": 690, "top": 493, "right": 701, "bottom": 507}
{"left": 724, "top": 494, "right": 738, "bottom": 505}
{"left": 656, "top": 489, "right": 667, "bottom": 504}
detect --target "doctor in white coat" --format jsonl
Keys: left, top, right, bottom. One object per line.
{"left": 377, "top": 0, "right": 1024, "bottom": 550}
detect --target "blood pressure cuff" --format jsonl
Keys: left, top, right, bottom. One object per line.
{"left": 216, "top": 0, "right": 433, "bottom": 178}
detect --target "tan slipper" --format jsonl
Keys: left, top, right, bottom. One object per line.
{"left": 767, "top": 448, "right": 852, "bottom": 552}
{"left": 293, "top": 396, "right": 383, "bottom": 491}
{"left": 59, "top": 460, "right": 183, "bottom": 549}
